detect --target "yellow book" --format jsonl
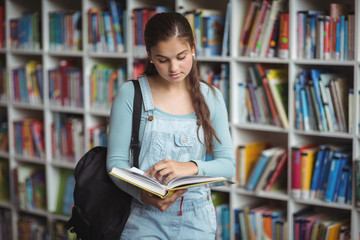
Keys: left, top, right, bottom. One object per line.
{"left": 300, "top": 147, "right": 318, "bottom": 199}
{"left": 325, "top": 220, "right": 349, "bottom": 240}
{"left": 25, "top": 60, "right": 41, "bottom": 104}
{"left": 110, "top": 167, "right": 233, "bottom": 199}
{"left": 237, "top": 141, "right": 267, "bottom": 186}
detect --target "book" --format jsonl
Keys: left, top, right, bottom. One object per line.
{"left": 254, "top": 147, "right": 285, "bottom": 192}
{"left": 264, "top": 151, "right": 287, "bottom": 192}
{"left": 246, "top": 147, "right": 280, "bottom": 191}
{"left": 109, "top": 167, "right": 232, "bottom": 198}
{"left": 237, "top": 141, "right": 267, "bottom": 186}
{"left": 277, "top": 12, "right": 289, "bottom": 59}
{"left": 266, "top": 69, "right": 289, "bottom": 128}
{"left": 355, "top": 160, "right": 360, "bottom": 207}
{"left": 291, "top": 144, "right": 318, "bottom": 198}
{"left": 300, "top": 146, "right": 318, "bottom": 199}
{"left": 238, "top": 1, "right": 259, "bottom": 56}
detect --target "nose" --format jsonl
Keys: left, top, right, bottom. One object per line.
{"left": 169, "top": 60, "right": 179, "bottom": 72}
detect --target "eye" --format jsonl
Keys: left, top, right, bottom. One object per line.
{"left": 159, "top": 59, "right": 167, "bottom": 63}
{"left": 177, "top": 54, "right": 186, "bottom": 60}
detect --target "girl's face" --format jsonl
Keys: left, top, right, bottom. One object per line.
{"left": 148, "top": 37, "right": 195, "bottom": 84}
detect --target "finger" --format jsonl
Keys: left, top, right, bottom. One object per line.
{"left": 145, "top": 161, "right": 167, "bottom": 177}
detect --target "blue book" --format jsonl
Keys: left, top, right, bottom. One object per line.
{"left": 333, "top": 153, "right": 350, "bottom": 202}
{"left": 221, "top": 205, "right": 230, "bottom": 240}
{"left": 107, "top": 0, "right": 124, "bottom": 52}
{"left": 221, "top": 2, "right": 231, "bottom": 56}
{"left": 310, "top": 69, "right": 328, "bottom": 131}
{"left": 335, "top": 19, "right": 341, "bottom": 60}
{"left": 294, "top": 76, "right": 302, "bottom": 129}
{"left": 346, "top": 165, "right": 352, "bottom": 204}
{"left": 300, "top": 88, "right": 310, "bottom": 130}
{"left": 324, "top": 152, "right": 342, "bottom": 202}
{"left": 234, "top": 209, "right": 241, "bottom": 240}
{"left": 336, "top": 167, "right": 349, "bottom": 204}
{"left": 316, "top": 146, "right": 331, "bottom": 198}
{"left": 103, "top": 11, "right": 116, "bottom": 52}
{"left": 246, "top": 148, "right": 278, "bottom": 191}
{"left": 309, "top": 145, "right": 326, "bottom": 198}
{"left": 310, "top": 14, "right": 317, "bottom": 58}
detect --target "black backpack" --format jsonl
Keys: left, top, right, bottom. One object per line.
{"left": 65, "top": 80, "right": 143, "bottom": 240}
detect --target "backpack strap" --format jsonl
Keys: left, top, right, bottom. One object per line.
{"left": 130, "top": 80, "right": 142, "bottom": 168}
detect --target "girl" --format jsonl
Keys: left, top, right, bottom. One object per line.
{"left": 107, "top": 12, "right": 235, "bottom": 239}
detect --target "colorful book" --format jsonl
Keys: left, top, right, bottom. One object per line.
{"left": 237, "top": 141, "right": 267, "bottom": 186}
{"left": 266, "top": 69, "right": 289, "bottom": 128}
{"left": 246, "top": 147, "right": 280, "bottom": 191}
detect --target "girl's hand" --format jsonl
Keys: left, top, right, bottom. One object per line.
{"left": 141, "top": 189, "right": 187, "bottom": 212}
{"left": 144, "top": 159, "right": 198, "bottom": 184}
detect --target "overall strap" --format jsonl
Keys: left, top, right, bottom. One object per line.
{"left": 130, "top": 80, "right": 142, "bottom": 168}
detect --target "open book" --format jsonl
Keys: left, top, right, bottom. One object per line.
{"left": 110, "top": 167, "right": 232, "bottom": 198}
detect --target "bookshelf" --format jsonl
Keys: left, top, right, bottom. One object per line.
{"left": 0, "top": 0, "right": 358, "bottom": 239}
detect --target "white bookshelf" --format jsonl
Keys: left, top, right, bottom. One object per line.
{"left": 0, "top": 0, "right": 359, "bottom": 239}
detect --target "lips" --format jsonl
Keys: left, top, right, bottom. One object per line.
{"left": 169, "top": 73, "right": 181, "bottom": 78}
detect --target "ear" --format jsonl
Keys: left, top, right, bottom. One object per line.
{"left": 147, "top": 50, "right": 153, "bottom": 63}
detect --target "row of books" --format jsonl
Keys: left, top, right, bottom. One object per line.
{"left": 0, "top": 66, "right": 6, "bottom": 101}
{"left": 291, "top": 144, "right": 352, "bottom": 204}
{"left": 0, "top": 160, "right": 9, "bottom": 201}
{"left": 0, "top": 208, "right": 11, "bottom": 240}
{"left": 49, "top": 11, "right": 82, "bottom": 51}
{"left": 234, "top": 204, "right": 287, "bottom": 240}
{"left": 87, "top": 1, "right": 126, "bottom": 53}
{"left": 294, "top": 69, "right": 350, "bottom": 133}
{"left": 199, "top": 63, "right": 229, "bottom": 109}
{"left": 51, "top": 113, "right": 85, "bottom": 164}
{"left": 55, "top": 169, "right": 75, "bottom": 216}
{"left": 235, "top": 141, "right": 287, "bottom": 192}
{"left": 293, "top": 207, "right": 351, "bottom": 240}
{"left": 90, "top": 63, "right": 126, "bottom": 111}
{"left": 0, "top": 116, "right": 7, "bottom": 152}
{"left": 297, "top": 3, "right": 354, "bottom": 60}
{"left": 49, "top": 60, "right": 83, "bottom": 108}
{"left": 13, "top": 61, "right": 43, "bottom": 104}
{"left": 183, "top": 4, "right": 229, "bottom": 57}
{"left": 18, "top": 215, "right": 47, "bottom": 240}
{"left": 238, "top": 64, "right": 289, "bottom": 128}
{"left": 238, "top": 0, "right": 289, "bottom": 59}
{"left": 132, "top": 6, "right": 172, "bottom": 57}
{"left": 13, "top": 119, "right": 45, "bottom": 159}
{"left": 14, "top": 165, "right": 46, "bottom": 211}
{"left": 10, "top": 12, "right": 41, "bottom": 50}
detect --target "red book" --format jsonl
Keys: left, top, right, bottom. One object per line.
{"left": 256, "top": 64, "right": 281, "bottom": 127}
{"left": 248, "top": 0, "right": 270, "bottom": 56}
{"left": 31, "top": 120, "right": 45, "bottom": 159}
{"left": 238, "top": 1, "right": 258, "bottom": 56}
{"left": 265, "top": 152, "right": 287, "bottom": 191}
{"left": 66, "top": 121, "right": 74, "bottom": 161}
{"left": 323, "top": 16, "right": 331, "bottom": 60}
{"left": 291, "top": 144, "right": 318, "bottom": 198}
{"left": 278, "top": 12, "right": 289, "bottom": 59}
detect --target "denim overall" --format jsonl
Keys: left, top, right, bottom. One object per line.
{"left": 120, "top": 76, "right": 217, "bottom": 240}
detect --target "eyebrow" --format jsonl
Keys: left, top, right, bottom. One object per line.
{"left": 155, "top": 50, "right": 188, "bottom": 58}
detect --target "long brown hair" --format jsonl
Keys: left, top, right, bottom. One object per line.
{"left": 143, "top": 12, "right": 220, "bottom": 154}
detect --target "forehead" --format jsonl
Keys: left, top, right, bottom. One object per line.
{"left": 151, "top": 37, "right": 191, "bottom": 56}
